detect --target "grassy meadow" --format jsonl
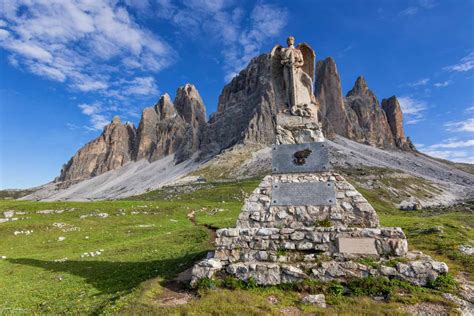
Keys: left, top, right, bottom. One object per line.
{"left": 0, "top": 177, "right": 472, "bottom": 315}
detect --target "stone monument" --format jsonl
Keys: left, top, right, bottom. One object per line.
{"left": 191, "top": 37, "right": 448, "bottom": 287}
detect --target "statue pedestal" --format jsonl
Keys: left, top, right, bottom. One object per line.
{"left": 191, "top": 113, "right": 448, "bottom": 287}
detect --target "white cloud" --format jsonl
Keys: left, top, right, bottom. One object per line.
{"left": 444, "top": 52, "right": 474, "bottom": 72}
{"left": 78, "top": 102, "right": 109, "bottom": 131}
{"left": 400, "top": 7, "right": 419, "bottom": 16}
{"left": 466, "top": 106, "right": 474, "bottom": 112}
{"left": 398, "top": 96, "right": 427, "bottom": 124}
{"left": 123, "top": 77, "right": 159, "bottom": 95}
{"left": 419, "top": 0, "right": 437, "bottom": 9}
{"left": 421, "top": 137, "right": 474, "bottom": 163}
{"left": 155, "top": 1, "right": 287, "bottom": 81}
{"left": 430, "top": 139, "right": 474, "bottom": 149}
{"left": 422, "top": 149, "right": 474, "bottom": 163}
{"left": 408, "top": 78, "right": 430, "bottom": 87}
{"left": 0, "top": 0, "right": 173, "bottom": 94}
{"left": 433, "top": 80, "right": 452, "bottom": 88}
{"left": 445, "top": 118, "right": 474, "bottom": 133}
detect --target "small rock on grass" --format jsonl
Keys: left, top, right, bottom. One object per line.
{"left": 267, "top": 295, "right": 279, "bottom": 304}
{"left": 301, "top": 294, "right": 326, "bottom": 308}
{"left": 459, "top": 245, "right": 474, "bottom": 256}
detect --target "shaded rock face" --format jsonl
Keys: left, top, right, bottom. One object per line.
{"left": 59, "top": 85, "right": 207, "bottom": 183}
{"left": 345, "top": 76, "right": 395, "bottom": 148}
{"left": 134, "top": 94, "right": 187, "bottom": 162}
{"left": 315, "top": 57, "right": 352, "bottom": 139}
{"left": 58, "top": 117, "right": 136, "bottom": 183}
{"left": 201, "top": 54, "right": 277, "bottom": 158}
{"left": 382, "top": 96, "right": 414, "bottom": 150}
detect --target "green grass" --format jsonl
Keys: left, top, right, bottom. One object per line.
{"left": 0, "top": 180, "right": 258, "bottom": 314}
{"left": 0, "top": 177, "right": 471, "bottom": 314}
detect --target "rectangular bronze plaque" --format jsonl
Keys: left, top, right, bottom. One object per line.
{"left": 337, "top": 238, "right": 378, "bottom": 255}
{"left": 271, "top": 182, "right": 336, "bottom": 206}
{"left": 272, "top": 142, "right": 330, "bottom": 174}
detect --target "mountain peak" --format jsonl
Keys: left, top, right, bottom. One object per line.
{"left": 156, "top": 93, "right": 176, "bottom": 119}
{"left": 347, "top": 75, "right": 370, "bottom": 98}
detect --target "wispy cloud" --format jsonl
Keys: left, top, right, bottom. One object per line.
{"left": 154, "top": 0, "right": 288, "bottom": 81}
{"left": 433, "top": 80, "right": 452, "bottom": 88}
{"left": 444, "top": 52, "right": 474, "bottom": 72}
{"left": 445, "top": 117, "right": 474, "bottom": 133}
{"left": 0, "top": 1, "right": 172, "bottom": 96}
{"left": 400, "top": 0, "right": 436, "bottom": 17}
{"left": 408, "top": 78, "right": 430, "bottom": 87}
{"left": 419, "top": 138, "right": 474, "bottom": 163}
{"left": 78, "top": 103, "right": 109, "bottom": 131}
{"left": 400, "top": 7, "right": 419, "bottom": 16}
{"left": 398, "top": 96, "right": 428, "bottom": 124}
{"left": 429, "top": 139, "right": 474, "bottom": 149}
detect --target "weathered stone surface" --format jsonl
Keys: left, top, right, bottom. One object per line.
{"left": 345, "top": 76, "right": 396, "bottom": 148}
{"left": 58, "top": 117, "right": 136, "bottom": 184}
{"left": 301, "top": 294, "right": 326, "bottom": 307}
{"left": 337, "top": 237, "right": 378, "bottom": 255}
{"left": 200, "top": 54, "right": 277, "bottom": 158}
{"left": 59, "top": 84, "right": 207, "bottom": 183}
{"left": 382, "top": 96, "right": 415, "bottom": 151}
{"left": 315, "top": 57, "right": 352, "bottom": 139}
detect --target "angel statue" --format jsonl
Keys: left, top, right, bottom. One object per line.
{"left": 271, "top": 36, "right": 318, "bottom": 118}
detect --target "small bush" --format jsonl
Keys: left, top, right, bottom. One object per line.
{"left": 194, "top": 277, "right": 219, "bottom": 290}
{"left": 384, "top": 258, "right": 409, "bottom": 268}
{"left": 315, "top": 219, "right": 332, "bottom": 227}
{"left": 427, "top": 273, "right": 458, "bottom": 292}
{"left": 223, "top": 276, "right": 245, "bottom": 290}
{"left": 347, "top": 277, "right": 393, "bottom": 296}
{"left": 328, "top": 282, "right": 345, "bottom": 297}
{"left": 245, "top": 277, "right": 258, "bottom": 289}
{"left": 276, "top": 248, "right": 288, "bottom": 257}
{"left": 356, "top": 258, "right": 380, "bottom": 269}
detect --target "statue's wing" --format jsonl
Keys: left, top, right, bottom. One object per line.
{"left": 270, "top": 44, "right": 286, "bottom": 111}
{"left": 270, "top": 44, "right": 283, "bottom": 78}
{"left": 297, "top": 42, "right": 316, "bottom": 81}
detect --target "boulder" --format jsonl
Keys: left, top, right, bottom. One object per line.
{"left": 301, "top": 294, "right": 326, "bottom": 307}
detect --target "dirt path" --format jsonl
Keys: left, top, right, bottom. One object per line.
{"left": 154, "top": 210, "right": 218, "bottom": 307}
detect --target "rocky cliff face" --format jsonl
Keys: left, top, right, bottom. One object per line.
{"left": 58, "top": 52, "right": 415, "bottom": 184}
{"left": 58, "top": 116, "right": 136, "bottom": 183}
{"left": 201, "top": 54, "right": 277, "bottom": 157}
{"left": 59, "top": 85, "right": 206, "bottom": 183}
{"left": 315, "top": 57, "right": 352, "bottom": 139}
{"left": 382, "top": 96, "right": 415, "bottom": 150}
{"left": 345, "top": 76, "right": 395, "bottom": 148}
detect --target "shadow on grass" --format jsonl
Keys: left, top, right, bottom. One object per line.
{"left": 8, "top": 251, "right": 207, "bottom": 295}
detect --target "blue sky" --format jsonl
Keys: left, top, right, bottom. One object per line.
{"left": 0, "top": 0, "right": 473, "bottom": 189}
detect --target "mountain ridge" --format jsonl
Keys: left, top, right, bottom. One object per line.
{"left": 57, "top": 51, "right": 416, "bottom": 186}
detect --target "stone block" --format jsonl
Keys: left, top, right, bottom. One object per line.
{"left": 337, "top": 237, "right": 378, "bottom": 255}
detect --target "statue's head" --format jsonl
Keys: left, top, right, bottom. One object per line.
{"left": 287, "top": 36, "right": 295, "bottom": 47}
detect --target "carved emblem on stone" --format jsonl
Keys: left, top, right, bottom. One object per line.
{"left": 293, "top": 148, "right": 312, "bottom": 165}
{"left": 271, "top": 36, "right": 319, "bottom": 119}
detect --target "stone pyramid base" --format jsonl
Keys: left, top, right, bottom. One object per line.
{"left": 191, "top": 173, "right": 448, "bottom": 286}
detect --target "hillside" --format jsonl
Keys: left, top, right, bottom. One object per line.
{"left": 1, "top": 179, "right": 472, "bottom": 314}
{"left": 22, "top": 136, "right": 474, "bottom": 205}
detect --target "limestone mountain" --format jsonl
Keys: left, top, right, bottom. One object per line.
{"left": 58, "top": 84, "right": 206, "bottom": 184}
{"left": 57, "top": 116, "right": 136, "bottom": 183}
{"left": 57, "top": 53, "right": 414, "bottom": 185}
{"left": 201, "top": 55, "right": 277, "bottom": 158}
